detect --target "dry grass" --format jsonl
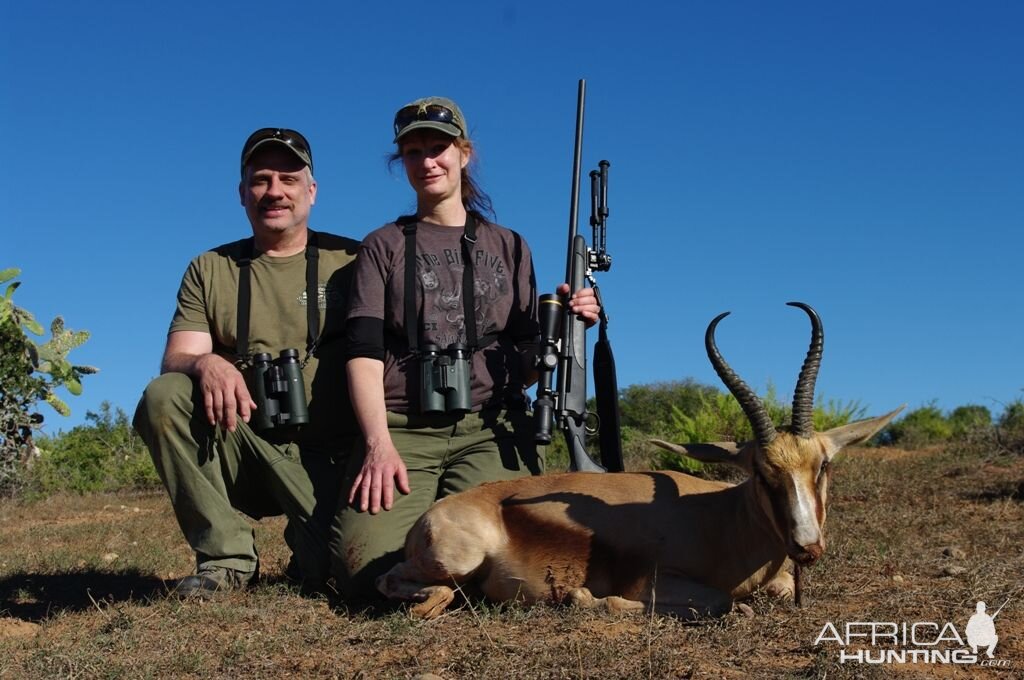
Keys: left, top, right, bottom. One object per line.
{"left": 1, "top": 444, "right": 1022, "bottom": 679}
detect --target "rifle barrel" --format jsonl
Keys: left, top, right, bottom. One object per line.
{"left": 566, "top": 79, "right": 586, "bottom": 283}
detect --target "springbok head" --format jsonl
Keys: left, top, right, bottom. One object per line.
{"left": 654, "top": 302, "right": 903, "bottom": 566}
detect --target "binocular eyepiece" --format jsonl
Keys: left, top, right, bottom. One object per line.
{"left": 250, "top": 348, "right": 310, "bottom": 431}
{"left": 419, "top": 342, "right": 472, "bottom": 414}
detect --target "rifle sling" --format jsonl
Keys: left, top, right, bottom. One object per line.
{"left": 593, "top": 287, "right": 624, "bottom": 472}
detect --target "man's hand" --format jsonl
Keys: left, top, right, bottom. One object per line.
{"left": 558, "top": 283, "right": 601, "bottom": 327}
{"left": 194, "top": 354, "right": 256, "bottom": 432}
{"left": 348, "top": 436, "right": 411, "bottom": 514}
{"left": 161, "top": 330, "right": 256, "bottom": 432}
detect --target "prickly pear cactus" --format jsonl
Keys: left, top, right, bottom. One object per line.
{"left": 1, "top": 267, "right": 98, "bottom": 494}
{"left": 35, "top": 316, "right": 100, "bottom": 415}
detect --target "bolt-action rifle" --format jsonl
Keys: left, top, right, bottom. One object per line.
{"left": 533, "top": 80, "right": 624, "bottom": 473}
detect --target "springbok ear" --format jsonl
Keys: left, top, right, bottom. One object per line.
{"left": 649, "top": 439, "right": 754, "bottom": 473}
{"left": 821, "top": 405, "right": 906, "bottom": 460}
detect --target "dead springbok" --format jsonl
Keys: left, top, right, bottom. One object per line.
{"left": 377, "top": 302, "right": 903, "bottom": 619}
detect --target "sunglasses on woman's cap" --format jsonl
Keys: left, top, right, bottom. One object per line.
{"left": 393, "top": 98, "right": 467, "bottom": 142}
{"left": 240, "top": 128, "right": 313, "bottom": 176}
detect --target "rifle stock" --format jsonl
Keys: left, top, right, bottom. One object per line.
{"left": 558, "top": 234, "right": 588, "bottom": 419}
{"left": 561, "top": 233, "right": 603, "bottom": 472}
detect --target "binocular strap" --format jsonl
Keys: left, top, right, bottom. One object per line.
{"left": 235, "top": 231, "right": 322, "bottom": 367}
{"left": 400, "top": 216, "right": 481, "bottom": 355}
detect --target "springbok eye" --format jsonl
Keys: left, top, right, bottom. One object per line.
{"left": 817, "top": 459, "right": 830, "bottom": 481}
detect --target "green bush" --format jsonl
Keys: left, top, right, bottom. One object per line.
{"left": 813, "top": 398, "right": 868, "bottom": 432}
{"left": 998, "top": 399, "right": 1024, "bottom": 430}
{"left": 879, "top": 403, "right": 952, "bottom": 449}
{"left": 1, "top": 267, "right": 97, "bottom": 495}
{"left": 544, "top": 422, "right": 640, "bottom": 472}
{"left": 997, "top": 399, "right": 1024, "bottom": 454}
{"left": 543, "top": 429, "right": 569, "bottom": 472}
{"left": 28, "top": 402, "right": 160, "bottom": 495}
{"left": 1, "top": 313, "right": 46, "bottom": 493}
{"left": 948, "top": 404, "right": 992, "bottom": 439}
{"left": 654, "top": 384, "right": 862, "bottom": 473}
{"left": 618, "top": 379, "right": 719, "bottom": 437}
{"left": 542, "top": 379, "right": 722, "bottom": 472}
{"left": 533, "top": 376, "right": 869, "bottom": 474}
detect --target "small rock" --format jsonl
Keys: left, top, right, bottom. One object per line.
{"left": 736, "top": 603, "right": 755, "bottom": 618}
{"left": 892, "top": 575, "right": 904, "bottom": 583}
{"left": 940, "top": 565, "right": 967, "bottom": 577}
{"left": 942, "top": 547, "right": 966, "bottom": 559}
{"left": 102, "top": 553, "right": 119, "bottom": 563}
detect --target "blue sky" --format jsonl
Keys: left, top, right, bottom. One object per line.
{"left": 3, "top": 1, "right": 1022, "bottom": 434}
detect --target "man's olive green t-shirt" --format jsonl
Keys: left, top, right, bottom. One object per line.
{"left": 169, "top": 231, "right": 360, "bottom": 448}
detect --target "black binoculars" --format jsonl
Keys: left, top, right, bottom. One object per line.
{"left": 250, "top": 349, "right": 310, "bottom": 431}
{"left": 419, "top": 342, "right": 472, "bottom": 414}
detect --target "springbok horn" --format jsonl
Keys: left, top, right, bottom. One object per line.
{"left": 705, "top": 312, "right": 777, "bottom": 447}
{"left": 787, "top": 302, "right": 823, "bottom": 438}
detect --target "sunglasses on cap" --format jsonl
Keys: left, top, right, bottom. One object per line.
{"left": 240, "top": 128, "right": 313, "bottom": 174}
{"left": 393, "top": 104, "right": 462, "bottom": 139}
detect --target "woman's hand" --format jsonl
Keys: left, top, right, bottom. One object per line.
{"left": 348, "top": 435, "right": 411, "bottom": 514}
{"left": 557, "top": 283, "right": 601, "bottom": 327}
{"left": 345, "top": 357, "right": 411, "bottom": 513}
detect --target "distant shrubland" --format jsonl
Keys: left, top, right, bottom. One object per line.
{"left": 5, "top": 381, "right": 1023, "bottom": 498}
{"left": 543, "top": 380, "right": 1024, "bottom": 473}
{"left": 27, "top": 402, "right": 160, "bottom": 496}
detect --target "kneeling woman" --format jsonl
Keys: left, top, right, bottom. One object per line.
{"left": 331, "top": 96, "right": 599, "bottom": 598}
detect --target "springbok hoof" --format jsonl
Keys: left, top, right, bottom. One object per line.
{"left": 566, "top": 587, "right": 597, "bottom": 609}
{"left": 763, "top": 572, "right": 795, "bottom": 600}
{"left": 409, "top": 588, "right": 455, "bottom": 619}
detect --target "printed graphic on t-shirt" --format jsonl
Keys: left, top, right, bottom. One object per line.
{"left": 297, "top": 282, "right": 346, "bottom": 310}
{"left": 418, "top": 246, "right": 508, "bottom": 347}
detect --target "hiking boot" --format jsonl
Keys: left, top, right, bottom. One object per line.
{"left": 173, "top": 564, "right": 257, "bottom": 598}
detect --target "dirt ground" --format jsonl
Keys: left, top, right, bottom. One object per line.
{"left": 1, "top": 444, "right": 1021, "bottom": 679}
